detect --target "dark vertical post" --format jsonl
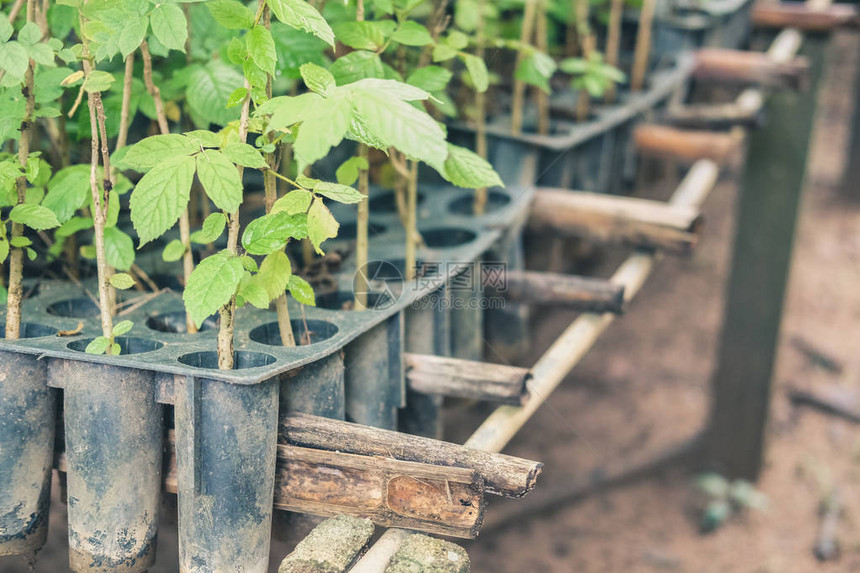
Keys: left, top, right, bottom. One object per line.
{"left": 841, "top": 38, "right": 860, "bottom": 196}
{"left": 705, "top": 35, "right": 827, "bottom": 480}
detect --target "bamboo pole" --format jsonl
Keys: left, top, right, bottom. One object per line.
{"left": 693, "top": 48, "right": 809, "bottom": 90}
{"left": 633, "top": 124, "right": 739, "bottom": 164}
{"left": 752, "top": 2, "right": 859, "bottom": 31}
{"left": 630, "top": 0, "right": 657, "bottom": 91}
{"left": 499, "top": 270, "right": 626, "bottom": 313}
{"left": 405, "top": 354, "right": 530, "bottom": 405}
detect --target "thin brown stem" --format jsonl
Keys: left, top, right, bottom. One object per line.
{"left": 604, "top": 0, "right": 623, "bottom": 103}
{"left": 354, "top": 0, "right": 370, "bottom": 310}
{"left": 535, "top": 0, "right": 550, "bottom": 134}
{"left": 6, "top": 0, "right": 25, "bottom": 23}
{"left": 631, "top": 0, "right": 657, "bottom": 91}
{"left": 115, "top": 53, "right": 135, "bottom": 150}
{"left": 473, "top": 0, "right": 489, "bottom": 215}
{"left": 5, "top": 0, "right": 36, "bottom": 341}
{"left": 511, "top": 0, "right": 537, "bottom": 136}
{"left": 405, "top": 161, "right": 418, "bottom": 281}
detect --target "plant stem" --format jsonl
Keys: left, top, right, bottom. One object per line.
{"left": 604, "top": 0, "right": 623, "bottom": 103}
{"left": 511, "top": 0, "right": 537, "bottom": 136}
{"left": 473, "top": 0, "right": 488, "bottom": 215}
{"left": 574, "top": 0, "right": 594, "bottom": 121}
{"left": 115, "top": 53, "right": 134, "bottom": 150}
{"left": 218, "top": 79, "right": 252, "bottom": 370}
{"left": 535, "top": 0, "right": 550, "bottom": 134}
{"left": 5, "top": 0, "right": 35, "bottom": 341}
{"left": 141, "top": 40, "right": 196, "bottom": 333}
{"left": 405, "top": 160, "right": 418, "bottom": 281}
{"left": 631, "top": 0, "right": 656, "bottom": 91}
{"left": 354, "top": 0, "right": 370, "bottom": 310}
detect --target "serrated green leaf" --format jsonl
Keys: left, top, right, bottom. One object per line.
{"left": 432, "top": 43, "right": 457, "bottom": 62}
{"left": 118, "top": 17, "right": 149, "bottom": 58}
{"left": 10, "top": 203, "right": 60, "bottom": 230}
{"left": 187, "top": 61, "right": 244, "bottom": 127}
{"left": 183, "top": 251, "right": 244, "bottom": 327}
{"left": 240, "top": 281, "right": 269, "bottom": 309}
{"left": 333, "top": 21, "right": 390, "bottom": 51}
{"left": 226, "top": 86, "right": 247, "bottom": 108}
{"left": 130, "top": 154, "right": 196, "bottom": 245}
{"left": 28, "top": 43, "right": 56, "bottom": 67}
{"left": 151, "top": 2, "right": 188, "bottom": 52}
{"left": 0, "top": 240, "right": 8, "bottom": 264}
{"left": 0, "top": 42, "right": 29, "bottom": 78}
{"left": 313, "top": 181, "right": 364, "bottom": 204}
{"left": 196, "top": 150, "right": 242, "bottom": 213}
{"left": 442, "top": 144, "right": 503, "bottom": 189}
{"left": 288, "top": 274, "right": 315, "bottom": 305}
{"left": 255, "top": 250, "right": 291, "bottom": 299}
{"left": 246, "top": 25, "right": 277, "bottom": 75}
{"left": 112, "top": 319, "right": 134, "bottom": 336}
{"left": 464, "top": 54, "right": 489, "bottom": 93}
{"left": 55, "top": 216, "right": 93, "bottom": 238}
{"left": 293, "top": 96, "right": 352, "bottom": 167}
{"left": 240, "top": 254, "right": 258, "bottom": 272}
{"left": 222, "top": 142, "right": 267, "bottom": 169}
{"left": 83, "top": 70, "right": 115, "bottom": 93}
{"left": 185, "top": 130, "right": 222, "bottom": 148}
{"left": 299, "top": 62, "right": 334, "bottom": 96}
{"left": 330, "top": 51, "right": 384, "bottom": 85}
{"left": 123, "top": 134, "right": 198, "bottom": 171}
{"left": 306, "top": 198, "right": 337, "bottom": 254}
{"left": 207, "top": 0, "right": 254, "bottom": 29}
{"left": 85, "top": 336, "right": 111, "bottom": 355}
{"left": 271, "top": 189, "right": 313, "bottom": 215}
{"left": 43, "top": 165, "right": 90, "bottom": 223}
{"left": 391, "top": 21, "right": 433, "bottom": 46}
{"left": 109, "top": 273, "right": 136, "bottom": 290}
{"left": 407, "top": 66, "right": 453, "bottom": 94}
{"left": 269, "top": 0, "right": 335, "bottom": 46}
{"left": 242, "top": 211, "right": 307, "bottom": 255}
{"left": 162, "top": 238, "right": 187, "bottom": 262}
{"left": 191, "top": 212, "right": 227, "bottom": 244}
{"left": 104, "top": 226, "right": 135, "bottom": 270}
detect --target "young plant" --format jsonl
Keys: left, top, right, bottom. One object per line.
{"left": 560, "top": 49, "right": 625, "bottom": 107}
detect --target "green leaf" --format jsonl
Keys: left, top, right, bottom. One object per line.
{"left": 407, "top": 66, "right": 453, "bottom": 93}
{"left": 183, "top": 251, "right": 244, "bottom": 328}
{"left": 0, "top": 18, "right": 12, "bottom": 43}
{"left": 112, "top": 319, "right": 134, "bottom": 336}
{"left": 306, "top": 198, "right": 337, "bottom": 255}
{"left": 432, "top": 43, "right": 457, "bottom": 63}
{"left": 196, "top": 150, "right": 242, "bottom": 213}
{"left": 256, "top": 250, "right": 291, "bottom": 299}
{"left": 242, "top": 211, "right": 307, "bottom": 255}
{"left": 17, "top": 22, "right": 42, "bottom": 47}
{"left": 442, "top": 144, "right": 503, "bottom": 189}
{"left": 222, "top": 142, "right": 267, "bottom": 169}
{"left": 207, "top": 0, "right": 254, "bottom": 29}
{"left": 83, "top": 70, "right": 115, "bottom": 93}
{"left": 242, "top": 281, "right": 270, "bottom": 309}
{"left": 446, "top": 30, "right": 469, "bottom": 50}
{"left": 299, "top": 62, "right": 334, "bottom": 96}
{"left": 227, "top": 36, "right": 247, "bottom": 64}
{"left": 151, "top": 2, "right": 188, "bottom": 52}
{"left": 55, "top": 216, "right": 93, "bottom": 238}
{"left": 333, "top": 21, "right": 389, "bottom": 51}
{"left": 240, "top": 254, "right": 258, "bottom": 272}
{"left": 109, "top": 273, "right": 136, "bottom": 290}
{"left": 515, "top": 52, "right": 557, "bottom": 94}
{"left": 185, "top": 130, "right": 222, "bottom": 148}
{"left": 0, "top": 42, "right": 29, "bottom": 78}
{"left": 43, "top": 165, "right": 90, "bottom": 223}
{"left": 123, "top": 134, "right": 198, "bottom": 171}
{"left": 28, "top": 43, "right": 57, "bottom": 67}
{"left": 10, "top": 204, "right": 60, "bottom": 230}
{"left": 118, "top": 17, "right": 149, "bottom": 58}
{"left": 85, "top": 336, "right": 111, "bottom": 355}
{"left": 104, "top": 226, "right": 135, "bottom": 270}
{"left": 0, "top": 240, "right": 8, "bottom": 264}
{"left": 330, "top": 51, "right": 384, "bottom": 85}
{"left": 187, "top": 61, "right": 244, "bottom": 126}
{"left": 269, "top": 0, "right": 335, "bottom": 47}
{"left": 226, "top": 87, "right": 247, "bottom": 108}
{"left": 464, "top": 54, "right": 489, "bottom": 93}
{"left": 272, "top": 189, "right": 313, "bottom": 215}
{"left": 313, "top": 181, "right": 365, "bottom": 204}
{"left": 391, "top": 21, "right": 433, "bottom": 46}
{"left": 130, "top": 154, "right": 196, "bottom": 245}
{"left": 335, "top": 156, "right": 369, "bottom": 186}
{"left": 259, "top": 92, "right": 321, "bottom": 131}
{"left": 246, "top": 25, "right": 277, "bottom": 75}
{"left": 10, "top": 236, "right": 31, "bottom": 248}
{"left": 293, "top": 96, "right": 352, "bottom": 167}
{"left": 162, "top": 238, "right": 187, "bottom": 262}
{"left": 190, "top": 212, "right": 227, "bottom": 244}
{"left": 288, "top": 274, "right": 315, "bottom": 305}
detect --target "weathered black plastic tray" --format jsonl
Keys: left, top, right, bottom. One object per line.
{"left": 0, "top": 182, "right": 532, "bottom": 386}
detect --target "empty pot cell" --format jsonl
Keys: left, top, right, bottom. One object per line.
{"left": 420, "top": 228, "right": 477, "bottom": 249}
{"left": 399, "top": 286, "right": 449, "bottom": 439}
{"left": 368, "top": 191, "right": 426, "bottom": 213}
{"left": 145, "top": 311, "right": 218, "bottom": 333}
{"left": 362, "top": 259, "right": 427, "bottom": 284}
{"left": 448, "top": 191, "right": 512, "bottom": 216}
{"left": 56, "top": 337, "right": 165, "bottom": 572}
{"left": 0, "top": 323, "right": 59, "bottom": 556}
{"left": 316, "top": 290, "right": 395, "bottom": 312}
{"left": 173, "top": 367, "right": 279, "bottom": 573}
{"left": 249, "top": 319, "right": 339, "bottom": 347}
{"left": 46, "top": 297, "right": 100, "bottom": 318}
{"left": 344, "top": 314, "right": 404, "bottom": 430}
{"left": 332, "top": 221, "right": 388, "bottom": 242}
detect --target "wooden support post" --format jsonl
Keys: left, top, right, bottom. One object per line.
{"left": 705, "top": 35, "right": 827, "bottom": 480}
{"left": 277, "top": 516, "right": 374, "bottom": 573}
{"left": 280, "top": 413, "right": 543, "bottom": 498}
{"left": 693, "top": 48, "right": 809, "bottom": 90}
{"left": 664, "top": 103, "right": 763, "bottom": 130}
{"left": 273, "top": 445, "right": 484, "bottom": 539}
{"left": 753, "top": 3, "right": 860, "bottom": 31}
{"left": 529, "top": 188, "right": 704, "bottom": 255}
{"left": 405, "top": 353, "right": 530, "bottom": 406}
{"left": 499, "top": 270, "right": 625, "bottom": 313}
{"left": 634, "top": 124, "right": 740, "bottom": 164}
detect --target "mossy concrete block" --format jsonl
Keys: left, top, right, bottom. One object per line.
{"left": 278, "top": 515, "right": 375, "bottom": 573}
{"left": 384, "top": 534, "right": 470, "bottom": 573}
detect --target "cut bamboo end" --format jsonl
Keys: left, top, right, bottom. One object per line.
{"left": 405, "top": 353, "right": 530, "bottom": 406}
{"left": 752, "top": 2, "right": 860, "bottom": 31}
{"left": 693, "top": 48, "right": 809, "bottom": 90}
{"left": 664, "top": 103, "right": 763, "bottom": 130}
{"left": 280, "top": 413, "right": 543, "bottom": 499}
{"left": 498, "top": 270, "right": 625, "bottom": 313}
{"left": 273, "top": 445, "right": 485, "bottom": 540}
{"left": 633, "top": 124, "right": 740, "bottom": 165}
{"left": 528, "top": 188, "right": 704, "bottom": 255}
